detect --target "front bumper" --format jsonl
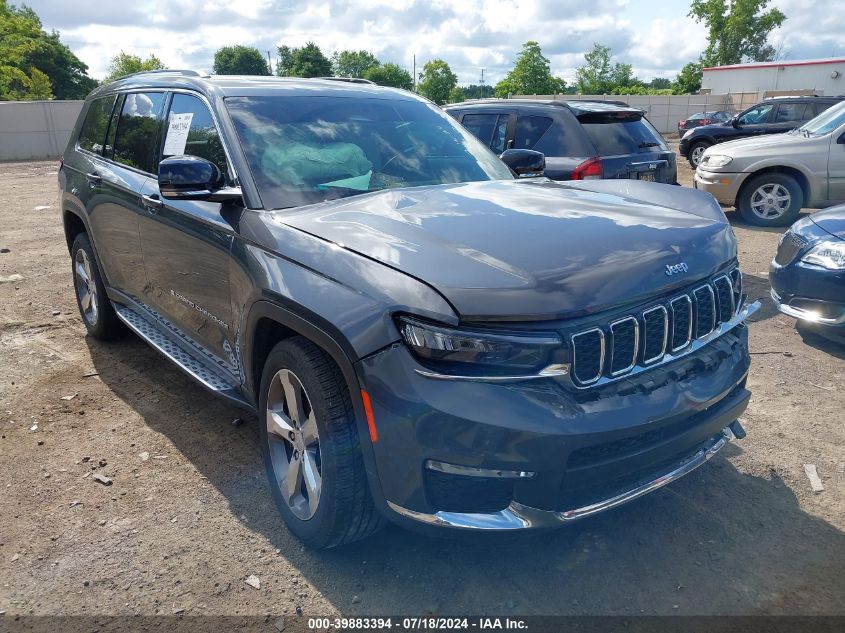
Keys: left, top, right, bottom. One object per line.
{"left": 693, "top": 169, "right": 748, "bottom": 206}
{"left": 358, "top": 303, "right": 758, "bottom": 531}
{"left": 770, "top": 256, "right": 845, "bottom": 326}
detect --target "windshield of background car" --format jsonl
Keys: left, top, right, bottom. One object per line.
{"left": 799, "top": 101, "right": 845, "bottom": 136}
{"left": 577, "top": 111, "right": 668, "bottom": 155}
{"left": 225, "top": 95, "right": 514, "bottom": 209}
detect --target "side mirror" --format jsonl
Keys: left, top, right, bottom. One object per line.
{"left": 158, "top": 155, "right": 242, "bottom": 203}
{"left": 500, "top": 149, "right": 545, "bottom": 177}
{"left": 731, "top": 117, "right": 740, "bottom": 128}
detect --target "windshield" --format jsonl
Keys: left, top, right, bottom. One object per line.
{"left": 798, "top": 101, "right": 845, "bottom": 136}
{"left": 225, "top": 96, "right": 513, "bottom": 209}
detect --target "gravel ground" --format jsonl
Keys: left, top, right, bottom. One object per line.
{"left": 1, "top": 158, "right": 843, "bottom": 619}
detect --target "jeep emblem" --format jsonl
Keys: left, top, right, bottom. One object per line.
{"left": 665, "top": 262, "right": 689, "bottom": 276}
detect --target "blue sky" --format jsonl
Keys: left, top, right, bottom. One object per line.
{"left": 26, "top": 0, "right": 842, "bottom": 85}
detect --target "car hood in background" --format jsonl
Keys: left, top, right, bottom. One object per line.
{"left": 810, "top": 204, "right": 845, "bottom": 240}
{"left": 710, "top": 132, "right": 805, "bottom": 155}
{"left": 276, "top": 179, "right": 736, "bottom": 321}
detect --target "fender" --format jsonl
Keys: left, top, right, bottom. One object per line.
{"left": 242, "top": 299, "right": 391, "bottom": 514}
{"left": 61, "top": 197, "right": 113, "bottom": 287}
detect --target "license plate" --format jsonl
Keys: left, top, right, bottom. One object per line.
{"left": 639, "top": 171, "right": 656, "bottom": 182}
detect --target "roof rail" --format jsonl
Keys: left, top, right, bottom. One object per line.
{"left": 118, "top": 69, "right": 204, "bottom": 80}
{"left": 315, "top": 77, "right": 376, "bottom": 85}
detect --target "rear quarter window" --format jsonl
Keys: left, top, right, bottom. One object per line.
{"left": 77, "top": 96, "right": 117, "bottom": 155}
{"left": 513, "top": 116, "right": 553, "bottom": 149}
{"left": 531, "top": 111, "right": 594, "bottom": 158}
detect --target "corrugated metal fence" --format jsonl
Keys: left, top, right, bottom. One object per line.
{"left": 0, "top": 90, "right": 791, "bottom": 162}
{"left": 0, "top": 100, "right": 83, "bottom": 161}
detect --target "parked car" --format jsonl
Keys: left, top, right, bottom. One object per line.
{"left": 60, "top": 70, "right": 757, "bottom": 548}
{"left": 770, "top": 208, "right": 845, "bottom": 342}
{"left": 694, "top": 100, "right": 845, "bottom": 227}
{"left": 678, "top": 110, "right": 732, "bottom": 135}
{"left": 445, "top": 99, "right": 678, "bottom": 184}
{"left": 680, "top": 96, "right": 844, "bottom": 168}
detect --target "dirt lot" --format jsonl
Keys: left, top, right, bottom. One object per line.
{"left": 1, "top": 158, "right": 844, "bottom": 619}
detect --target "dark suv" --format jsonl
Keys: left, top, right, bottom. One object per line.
{"left": 60, "top": 70, "right": 758, "bottom": 548}
{"left": 680, "top": 95, "right": 844, "bottom": 167}
{"left": 445, "top": 99, "right": 677, "bottom": 184}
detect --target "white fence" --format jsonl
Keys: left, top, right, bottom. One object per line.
{"left": 0, "top": 100, "right": 84, "bottom": 161}
{"left": 510, "top": 92, "right": 766, "bottom": 134}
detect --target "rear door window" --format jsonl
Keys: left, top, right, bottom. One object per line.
{"left": 112, "top": 92, "right": 168, "bottom": 174}
{"left": 77, "top": 96, "right": 117, "bottom": 155}
{"left": 578, "top": 113, "right": 666, "bottom": 156}
{"left": 513, "top": 116, "right": 553, "bottom": 150}
{"left": 773, "top": 103, "right": 807, "bottom": 124}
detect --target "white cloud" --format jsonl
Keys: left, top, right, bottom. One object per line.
{"left": 25, "top": 0, "right": 844, "bottom": 86}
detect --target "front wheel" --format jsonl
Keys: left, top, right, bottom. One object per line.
{"left": 737, "top": 173, "right": 803, "bottom": 227}
{"left": 258, "top": 337, "right": 382, "bottom": 548}
{"left": 687, "top": 141, "right": 711, "bottom": 168}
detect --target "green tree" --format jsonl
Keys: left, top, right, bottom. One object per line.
{"left": 494, "top": 41, "right": 566, "bottom": 97}
{"left": 1, "top": 1, "right": 95, "bottom": 100}
{"left": 277, "top": 42, "right": 332, "bottom": 78}
{"left": 673, "top": 61, "right": 703, "bottom": 94}
{"left": 213, "top": 45, "right": 269, "bottom": 75}
{"left": 690, "top": 0, "right": 786, "bottom": 66}
{"left": 417, "top": 59, "right": 458, "bottom": 105}
{"left": 649, "top": 77, "right": 672, "bottom": 90}
{"left": 362, "top": 62, "right": 413, "bottom": 90}
{"left": 447, "top": 86, "right": 465, "bottom": 103}
{"left": 463, "top": 83, "right": 494, "bottom": 99}
{"left": 332, "top": 50, "right": 380, "bottom": 78}
{"left": 103, "top": 52, "right": 166, "bottom": 83}
{"left": 575, "top": 43, "right": 644, "bottom": 95}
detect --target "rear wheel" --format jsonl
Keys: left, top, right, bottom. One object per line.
{"left": 738, "top": 173, "right": 803, "bottom": 227}
{"left": 71, "top": 233, "right": 123, "bottom": 340}
{"left": 259, "top": 337, "right": 382, "bottom": 548}
{"left": 687, "top": 141, "right": 711, "bottom": 168}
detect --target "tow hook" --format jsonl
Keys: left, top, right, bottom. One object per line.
{"left": 729, "top": 419, "right": 747, "bottom": 439}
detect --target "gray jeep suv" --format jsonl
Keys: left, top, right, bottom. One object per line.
{"left": 60, "top": 70, "right": 758, "bottom": 548}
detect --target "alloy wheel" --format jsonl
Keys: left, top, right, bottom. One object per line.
{"left": 750, "top": 183, "right": 791, "bottom": 220}
{"left": 691, "top": 145, "right": 706, "bottom": 166}
{"left": 266, "top": 369, "right": 322, "bottom": 520}
{"left": 74, "top": 248, "right": 98, "bottom": 326}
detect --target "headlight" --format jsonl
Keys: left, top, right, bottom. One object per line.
{"left": 682, "top": 129, "right": 694, "bottom": 139}
{"left": 700, "top": 154, "right": 732, "bottom": 168}
{"left": 802, "top": 241, "right": 845, "bottom": 269}
{"left": 398, "top": 316, "right": 561, "bottom": 373}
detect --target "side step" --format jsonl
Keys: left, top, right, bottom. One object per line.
{"left": 114, "top": 304, "right": 251, "bottom": 408}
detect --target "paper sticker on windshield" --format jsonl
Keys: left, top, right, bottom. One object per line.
{"left": 163, "top": 112, "right": 194, "bottom": 156}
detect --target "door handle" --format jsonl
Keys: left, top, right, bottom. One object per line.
{"left": 141, "top": 194, "right": 163, "bottom": 213}
{"left": 85, "top": 172, "right": 101, "bottom": 186}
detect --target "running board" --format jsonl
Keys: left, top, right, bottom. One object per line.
{"left": 114, "top": 304, "right": 250, "bottom": 407}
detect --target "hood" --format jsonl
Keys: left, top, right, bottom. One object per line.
{"left": 810, "top": 204, "right": 845, "bottom": 240}
{"left": 712, "top": 132, "right": 803, "bottom": 154}
{"left": 276, "top": 180, "right": 736, "bottom": 321}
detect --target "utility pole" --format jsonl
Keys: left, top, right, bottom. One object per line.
{"left": 480, "top": 68, "right": 484, "bottom": 99}
{"left": 267, "top": 50, "right": 273, "bottom": 75}
{"left": 413, "top": 55, "right": 416, "bottom": 91}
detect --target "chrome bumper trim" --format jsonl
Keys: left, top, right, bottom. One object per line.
{"left": 770, "top": 288, "right": 845, "bottom": 325}
{"left": 387, "top": 427, "right": 733, "bottom": 531}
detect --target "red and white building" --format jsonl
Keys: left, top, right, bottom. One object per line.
{"left": 701, "top": 58, "right": 845, "bottom": 95}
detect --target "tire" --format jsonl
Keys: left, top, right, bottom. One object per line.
{"left": 687, "top": 141, "right": 711, "bottom": 168}
{"left": 70, "top": 233, "right": 124, "bottom": 340}
{"left": 738, "top": 172, "right": 803, "bottom": 227}
{"left": 258, "top": 336, "right": 382, "bottom": 548}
